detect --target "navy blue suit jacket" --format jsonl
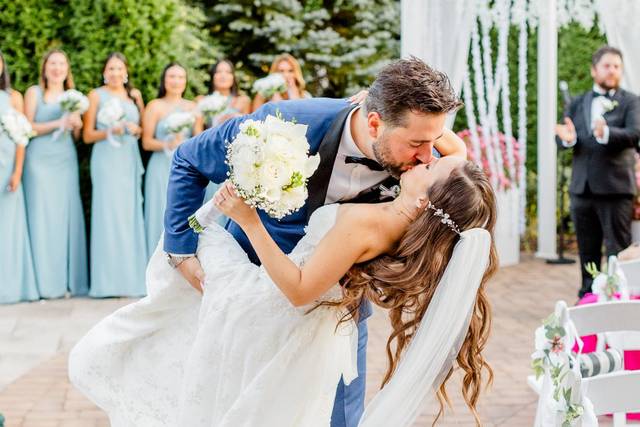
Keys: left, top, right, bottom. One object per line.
{"left": 164, "top": 97, "right": 365, "bottom": 261}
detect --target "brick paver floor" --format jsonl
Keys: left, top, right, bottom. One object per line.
{"left": 0, "top": 254, "right": 633, "bottom": 426}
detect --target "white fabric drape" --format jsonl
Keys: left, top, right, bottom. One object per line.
{"left": 595, "top": 0, "right": 640, "bottom": 93}
{"left": 401, "top": 0, "right": 477, "bottom": 127}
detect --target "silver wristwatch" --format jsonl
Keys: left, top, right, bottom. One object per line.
{"left": 166, "top": 253, "right": 194, "bottom": 268}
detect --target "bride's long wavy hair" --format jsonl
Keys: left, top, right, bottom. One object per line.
{"left": 328, "top": 161, "right": 498, "bottom": 425}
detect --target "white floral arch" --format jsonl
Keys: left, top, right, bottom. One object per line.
{"left": 401, "top": 0, "right": 640, "bottom": 265}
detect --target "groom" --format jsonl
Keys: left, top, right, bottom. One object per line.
{"left": 163, "top": 57, "right": 465, "bottom": 427}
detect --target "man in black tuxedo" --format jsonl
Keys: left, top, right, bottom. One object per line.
{"left": 556, "top": 45, "right": 640, "bottom": 297}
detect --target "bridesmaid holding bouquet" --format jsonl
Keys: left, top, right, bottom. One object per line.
{"left": 197, "top": 59, "right": 250, "bottom": 205}
{"left": 0, "top": 51, "right": 38, "bottom": 304}
{"left": 142, "top": 63, "right": 202, "bottom": 257}
{"left": 22, "top": 49, "right": 88, "bottom": 299}
{"left": 83, "top": 52, "right": 146, "bottom": 297}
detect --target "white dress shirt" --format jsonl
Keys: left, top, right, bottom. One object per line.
{"left": 562, "top": 84, "right": 614, "bottom": 147}
{"left": 325, "top": 108, "right": 390, "bottom": 203}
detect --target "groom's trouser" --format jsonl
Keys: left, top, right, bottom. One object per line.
{"left": 331, "top": 318, "right": 368, "bottom": 427}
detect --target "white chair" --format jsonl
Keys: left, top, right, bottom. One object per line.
{"left": 618, "top": 258, "right": 640, "bottom": 295}
{"left": 582, "top": 370, "right": 640, "bottom": 425}
{"left": 528, "top": 300, "right": 640, "bottom": 426}
{"left": 567, "top": 300, "right": 640, "bottom": 337}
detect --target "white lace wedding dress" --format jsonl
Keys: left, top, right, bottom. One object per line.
{"left": 69, "top": 204, "right": 359, "bottom": 427}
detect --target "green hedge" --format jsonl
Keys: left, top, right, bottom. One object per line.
{"left": 1, "top": 0, "right": 216, "bottom": 99}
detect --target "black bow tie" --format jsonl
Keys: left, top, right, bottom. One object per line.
{"left": 593, "top": 90, "right": 614, "bottom": 99}
{"left": 344, "top": 155, "right": 385, "bottom": 172}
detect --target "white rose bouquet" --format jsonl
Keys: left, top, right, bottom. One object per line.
{"left": 196, "top": 92, "right": 230, "bottom": 124}
{"left": 0, "top": 109, "right": 35, "bottom": 148}
{"left": 163, "top": 111, "right": 195, "bottom": 157}
{"left": 189, "top": 112, "right": 320, "bottom": 231}
{"left": 97, "top": 98, "right": 126, "bottom": 147}
{"left": 252, "top": 73, "right": 287, "bottom": 99}
{"left": 53, "top": 89, "right": 89, "bottom": 140}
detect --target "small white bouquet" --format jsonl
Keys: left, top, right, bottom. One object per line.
{"left": 97, "top": 98, "right": 126, "bottom": 147}
{"left": 53, "top": 89, "right": 89, "bottom": 140}
{"left": 165, "top": 111, "right": 195, "bottom": 135}
{"left": 163, "top": 111, "right": 195, "bottom": 157}
{"left": 0, "top": 109, "right": 35, "bottom": 147}
{"left": 58, "top": 89, "right": 90, "bottom": 114}
{"left": 586, "top": 255, "right": 629, "bottom": 301}
{"left": 252, "top": 73, "right": 287, "bottom": 99}
{"left": 197, "top": 92, "right": 230, "bottom": 124}
{"left": 190, "top": 112, "right": 320, "bottom": 231}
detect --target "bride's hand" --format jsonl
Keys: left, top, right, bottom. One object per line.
{"left": 348, "top": 90, "right": 368, "bottom": 105}
{"left": 213, "top": 181, "right": 258, "bottom": 227}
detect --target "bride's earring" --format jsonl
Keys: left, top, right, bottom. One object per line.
{"left": 123, "top": 74, "right": 128, "bottom": 84}
{"left": 103, "top": 76, "right": 108, "bottom": 84}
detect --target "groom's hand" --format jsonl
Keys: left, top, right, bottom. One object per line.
{"left": 177, "top": 257, "right": 205, "bottom": 294}
{"left": 555, "top": 117, "right": 577, "bottom": 142}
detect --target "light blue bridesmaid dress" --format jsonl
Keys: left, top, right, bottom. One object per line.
{"left": 0, "top": 90, "right": 39, "bottom": 303}
{"left": 22, "top": 86, "right": 88, "bottom": 298}
{"left": 144, "top": 109, "right": 193, "bottom": 258}
{"left": 89, "top": 88, "right": 146, "bottom": 297}
{"left": 202, "top": 97, "right": 240, "bottom": 204}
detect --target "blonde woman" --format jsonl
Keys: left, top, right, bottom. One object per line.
{"left": 251, "top": 53, "right": 311, "bottom": 111}
{"left": 22, "top": 49, "right": 88, "bottom": 299}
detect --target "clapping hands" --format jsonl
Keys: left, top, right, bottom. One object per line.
{"left": 555, "top": 117, "right": 577, "bottom": 142}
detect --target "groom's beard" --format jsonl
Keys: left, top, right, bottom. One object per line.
{"left": 372, "top": 132, "right": 416, "bottom": 178}
{"left": 595, "top": 76, "right": 620, "bottom": 91}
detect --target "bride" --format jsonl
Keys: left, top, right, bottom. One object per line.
{"left": 69, "top": 155, "right": 497, "bottom": 427}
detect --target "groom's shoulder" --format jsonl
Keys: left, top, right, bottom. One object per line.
{"left": 269, "top": 97, "right": 351, "bottom": 124}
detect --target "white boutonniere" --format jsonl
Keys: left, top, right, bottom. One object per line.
{"left": 379, "top": 184, "right": 400, "bottom": 199}
{"left": 601, "top": 98, "right": 619, "bottom": 114}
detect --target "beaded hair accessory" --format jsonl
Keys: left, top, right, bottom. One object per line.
{"left": 426, "top": 201, "right": 461, "bottom": 235}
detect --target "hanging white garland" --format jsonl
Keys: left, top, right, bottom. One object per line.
{"left": 470, "top": 11, "right": 499, "bottom": 189}
{"left": 514, "top": 0, "right": 529, "bottom": 235}
{"left": 479, "top": 1, "right": 506, "bottom": 187}
{"left": 462, "top": 0, "right": 526, "bottom": 234}
{"left": 527, "top": 0, "right": 600, "bottom": 31}
{"left": 462, "top": 0, "right": 601, "bottom": 236}
{"left": 462, "top": 72, "right": 483, "bottom": 167}
{"left": 494, "top": 0, "right": 516, "bottom": 190}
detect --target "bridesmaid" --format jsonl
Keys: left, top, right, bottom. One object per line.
{"left": 251, "top": 53, "right": 311, "bottom": 111}
{"left": 142, "top": 63, "right": 202, "bottom": 257}
{"left": 0, "top": 51, "right": 39, "bottom": 303}
{"left": 83, "top": 52, "right": 146, "bottom": 297}
{"left": 198, "top": 59, "right": 251, "bottom": 204}
{"left": 198, "top": 59, "right": 250, "bottom": 128}
{"left": 22, "top": 49, "right": 88, "bottom": 299}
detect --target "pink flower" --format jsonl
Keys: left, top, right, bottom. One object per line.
{"left": 549, "top": 335, "right": 565, "bottom": 354}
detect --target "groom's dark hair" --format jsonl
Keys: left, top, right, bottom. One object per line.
{"left": 363, "top": 57, "right": 463, "bottom": 128}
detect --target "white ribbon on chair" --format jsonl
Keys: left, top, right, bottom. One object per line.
{"left": 535, "top": 301, "right": 598, "bottom": 426}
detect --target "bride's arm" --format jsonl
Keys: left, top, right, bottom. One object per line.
{"left": 215, "top": 183, "right": 374, "bottom": 307}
